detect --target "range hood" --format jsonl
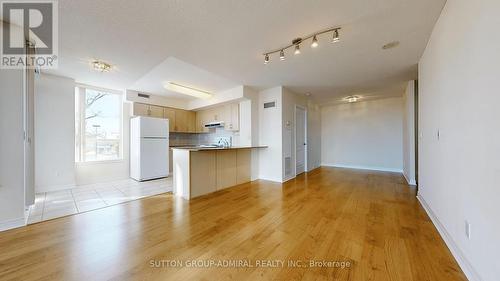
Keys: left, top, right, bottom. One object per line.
{"left": 204, "top": 121, "right": 225, "bottom": 128}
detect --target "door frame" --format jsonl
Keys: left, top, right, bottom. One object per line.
{"left": 294, "top": 105, "right": 307, "bottom": 177}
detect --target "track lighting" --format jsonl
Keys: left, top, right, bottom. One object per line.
{"left": 311, "top": 35, "right": 318, "bottom": 48}
{"left": 261, "top": 27, "right": 340, "bottom": 64}
{"left": 332, "top": 29, "right": 340, "bottom": 43}
{"left": 294, "top": 44, "right": 301, "bottom": 55}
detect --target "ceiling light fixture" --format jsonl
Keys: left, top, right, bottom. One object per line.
{"left": 294, "top": 44, "right": 301, "bottom": 55}
{"left": 382, "top": 41, "right": 400, "bottom": 50}
{"left": 262, "top": 27, "right": 341, "bottom": 64}
{"left": 332, "top": 29, "right": 340, "bottom": 43}
{"left": 92, "top": 60, "right": 112, "bottom": 72}
{"left": 311, "top": 35, "right": 319, "bottom": 48}
{"left": 164, "top": 82, "right": 212, "bottom": 99}
{"left": 264, "top": 54, "right": 269, "bottom": 64}
{"left": 345, "top": 95, "right": 360, "bottom": 103}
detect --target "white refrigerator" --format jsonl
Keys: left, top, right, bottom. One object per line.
{"left": 130, "top": 116, "right": 169, "bottom": 181}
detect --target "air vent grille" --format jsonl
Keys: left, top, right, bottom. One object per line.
{"left": 264, "top": 101, "right": 276, "bottom": 109}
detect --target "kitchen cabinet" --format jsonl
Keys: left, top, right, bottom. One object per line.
{"left": 133, "top": 103, "right": 197, "bottom": 133}
{"left": 224, "top": 103, "right": 239, "bottom": 131}
{"left": 216, "top": 150, "right": 237, "bottom": 190}
{"left": 174, "top": 109, "right": 195, "bottom": 133}
{"left": 133, "top": 103, "right": 164, "bottom": 118}
{"left": 149, "top": 105, "right": 164, "bottom": 118}
{"left": 163, "top": 107, "right": 176, "bottom": 129}
{"left": 195, "top": 103, "right": 240, "bottom": 132}
{"left": 195, "top": 110, "right": 210, "bottom": 133}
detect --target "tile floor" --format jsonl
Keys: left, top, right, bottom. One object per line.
{"left": 28, "top": 177, "right": 172, "bottom": 224}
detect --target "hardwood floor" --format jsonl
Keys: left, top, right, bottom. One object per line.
{"left": 0, "top": 167, "right": 466, "bottom": 281}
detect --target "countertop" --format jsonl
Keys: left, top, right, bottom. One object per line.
{"left": 171, "top": 145, "right": 268, "bottom": 151}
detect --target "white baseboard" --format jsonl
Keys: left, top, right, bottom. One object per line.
{"left": 36, "top": 182, "right": 76, "bottom": 193}
{"left": 0, "top": 217, "right": 26, "bottom": 232}
{"left": 403, "top": 173, "right": 417, "bottom": 186}
{"left": 417, "top": 195, "right": 481, "bottom": 281}
{"left": 321, "top": 163, "right": 403, "bottom": 173}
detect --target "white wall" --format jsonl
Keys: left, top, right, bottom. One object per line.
{"left": 34, "top": 74, "right": 76, "bottom": 192}
{"left": 307, "top": 101, "right": 322, "bottom": 171}
{"left": 257, "top": 87, "right": 283, "bottom": 182}
{"left": 321, "top": 97, "right": 403, "bottom": 172}
{"left": 0, "top": 67, "right": 27, "bottom": 230}
{"left": 402, "top": 81, "right": 416, "bottom": 185}
{"left": 418, "top": 1, "right": 500, "bottom": 280}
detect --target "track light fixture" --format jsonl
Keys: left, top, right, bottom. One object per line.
{"left": 294, "top": 44, "right": 301, "bottom": 55}
{"left": 262, "top": 27, "right": 341, "bottom": 64}
{"left": 311, "top": 35, "right": 318, "bottom": 48}
{"left": 332, "top": 29, "right": 340, "bottom": 43}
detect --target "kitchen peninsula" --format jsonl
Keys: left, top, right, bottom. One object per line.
{"left": 172, "top": 146, "right": 266, "bottom": 200}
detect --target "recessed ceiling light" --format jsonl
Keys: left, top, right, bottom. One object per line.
{"left": 164, "top": 82, "right": 212, "bottom": 99}
{"left": 92, "top": 60, "right": 112, "bottom": 72}
{"left": 382, "top": 41, "right": 400, "bottom": 50}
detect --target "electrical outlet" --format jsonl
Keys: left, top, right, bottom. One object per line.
{"left": 465, "top": 221, "right": 471, "bottom": 239}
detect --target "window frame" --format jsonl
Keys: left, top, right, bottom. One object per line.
{"left": 75, "top": 84, "right": 124, "bottom": 163}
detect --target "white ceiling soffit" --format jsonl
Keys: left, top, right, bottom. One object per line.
{"left": 46, "top": 0, "right": 446, "bottom": 102}
{"left": 129, "top": 57, "right": 238, "bottom": 99}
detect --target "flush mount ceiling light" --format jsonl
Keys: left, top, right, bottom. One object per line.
{"left": 164, "top": 82, "right": 213, "bottom": 99}
{"left": 345, "top": 95, "right": 360, "bottom": 103}
{"left": 262, "top": 27, "right": 341, "bottom": 64}
{"left": 92, "top": 60, "right": 112, "bottom": 72}
{"left": 382, "top": 41, "right": 400, "bottom": 50}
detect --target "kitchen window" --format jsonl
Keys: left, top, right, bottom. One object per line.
{"left": 75, "top": 85, "right": 123, "bottom": 162}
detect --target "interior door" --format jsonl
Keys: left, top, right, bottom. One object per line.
{"left": 295, "top": 106, "right": 306, "bottom": 175}
{"left": 24, "top": 44, "right": 36, "bottom": 206}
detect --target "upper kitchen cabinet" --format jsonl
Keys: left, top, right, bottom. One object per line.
{"left": 174, "top": 109, "right": 196, "bottom": 133}
{"left": 133, "top": 103, "right": 164, "bottom": 118}
{"left": 225, "top": 103, "right": 239, "bottom": 131}
{"left": 133, "top": 103, "right": 196, "bottom": 133}
{"left": 163, "top": 107, "right": 176, "bottom": 130}
{"left": 195, "top": 103, "right": 240, "bottom": 132}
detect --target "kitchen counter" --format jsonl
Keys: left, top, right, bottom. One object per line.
{"left": 171, "top": 145, "right": 267, "bottom": 151}
{"left": 172, "top": 146, "right": 266, "bottom": 200}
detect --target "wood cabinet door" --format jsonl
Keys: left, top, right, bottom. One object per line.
{"left": 216, "top": 150, "right": 237, "bottom": 190}
{"left": 230, "top": 103, "right": 239, "bottom": 131}
{"left": 196, "top": 110, "right": 209, "bottom": 133}
{"left": 133, "top": 103, "right": 149, "bottom": 117}
{"left": 163, "top": 107, "right": 176, "bottom": 131}
{"left": 149, "top": 105, "right": 164, "bottom": 118}
{"left": 187, "top": 111, "right": 196, "bottom": 132}
{"left": 175, "top": 109, "right": 189, "bottom": 132}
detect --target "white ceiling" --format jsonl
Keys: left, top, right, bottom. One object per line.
{"left": 45, "top": 0, "right": 445, "bottom": 102}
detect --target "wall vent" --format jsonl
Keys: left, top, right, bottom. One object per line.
{"left": 137, "top": 93, "right": 150, "bottom": 99}
{"left": 263, "top": 101, "right": 276, "bottom": 109}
